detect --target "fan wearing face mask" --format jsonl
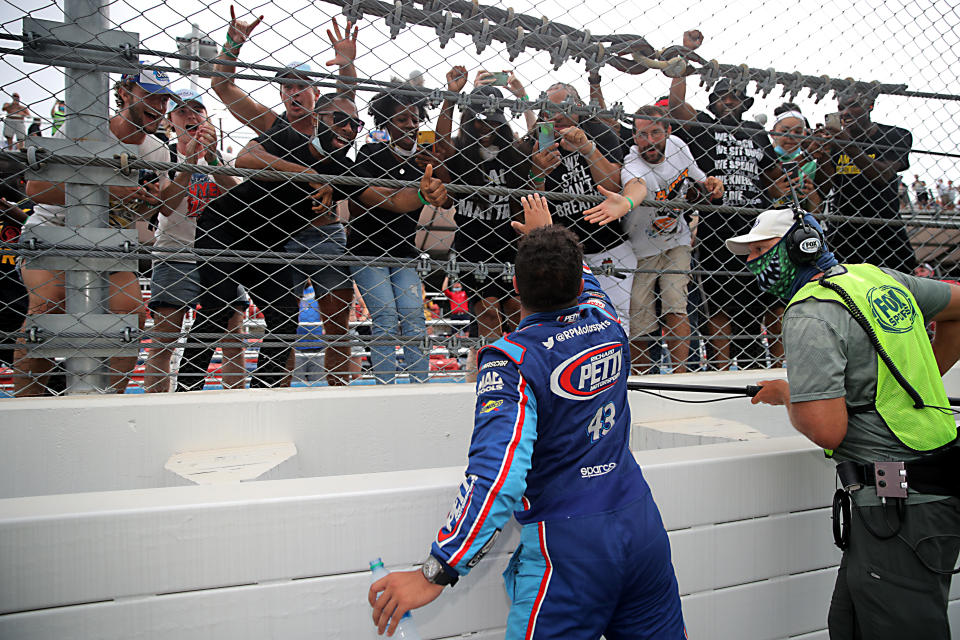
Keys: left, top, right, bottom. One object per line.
{"left": 433, "top": 67, "right": 532, "bottom": 377}
{"left": 665, "top": 29, "right": 781, "bottom": 372}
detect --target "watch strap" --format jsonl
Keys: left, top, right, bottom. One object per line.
{"left": 422, "top": 554, "right": 459, "bottom": 586}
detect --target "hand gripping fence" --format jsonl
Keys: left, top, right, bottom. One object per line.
{"left": 0, "top": 0, "right": 958, "bottom": 395}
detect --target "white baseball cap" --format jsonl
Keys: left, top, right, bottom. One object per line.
{"left": 121, "top": 66, "right": 177, "bottom": 96}
{"left": 168, "top": 88, "right": 205, "bottom": 114}
{"left": 726, "top": 208, "right": 796, "bottom": 255}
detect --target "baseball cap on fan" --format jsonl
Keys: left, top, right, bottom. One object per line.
{"left": 464, "top": 86, "right": 508, "bottom": 124}
{"left": 276, "top": 61, "right": 313, "bottom": 80}
{"left": 121, "top": 66, "right": 178, "bottom": 96}
{"left": 725, "top": 209, "right": 796, "bottom": 255}
{"left": 167, "top": 89, "right": 206, "bottom": 114}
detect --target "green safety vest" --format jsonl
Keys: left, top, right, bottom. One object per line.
{"left": 787, "top": 263, "right": 956, "bottom": 453}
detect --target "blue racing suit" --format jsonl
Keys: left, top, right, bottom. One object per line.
{"left": 430, "top": 265, "right": 686, "bottom": 639}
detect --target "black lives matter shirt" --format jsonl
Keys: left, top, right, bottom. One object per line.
{"left": 198, "top": 114, "right": 359, "bottom": 251}
{"left": 448, "top": 144, "right": 527, "bottom": 265}
{"left": 541, "top": 121, "right": 626, "bottom": 255}
{"left": 677, "top": 111, "right": 774, "bottom": 274}
{"left": 348, "top": 142, "right": 422, "bottom": 258}
{"left": 827, "top": 123, "right": 914, "bottom": 271}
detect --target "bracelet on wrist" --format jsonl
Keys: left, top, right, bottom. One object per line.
{"left": 207, "top": 156, "right": 219, "bottom": 167}
{"left": 521, "top": 94, "right": 530, "bottom": 101}
{"left": 625, "top": 196, "right": 634, "bottom": 209}
{"left": 417, "top": 189, "right": 430, "bottom": 207}
{"left": 220, "top": 46, "right": 238, "bottom": 60}
{"left": 225, "top": 34, "right": 240, "bottom": 47}
{"left": 529, "top": 170, "right": 545, "bottom": 184}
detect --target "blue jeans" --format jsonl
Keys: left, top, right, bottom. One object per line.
{"left": 351, "top": 265, "right": 428, "bottom": 383}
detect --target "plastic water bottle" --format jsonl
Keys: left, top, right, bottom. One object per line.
{"left": 369, "top": 558, "right": 423, "bottom": 640}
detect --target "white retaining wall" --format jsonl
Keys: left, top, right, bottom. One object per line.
{"left": 1, "top": 368, "right": 959, "bottom": 638}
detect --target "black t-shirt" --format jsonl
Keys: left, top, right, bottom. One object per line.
{"left": 827, "top": 122, "right": 914, "bottom": 271}
{"left": 448, "top": 143, "right": 527, "bottom": 264}
{"left": 348, "top": 142, "right": 422, "bottom": 258}
{"left": 831, "top": 123, "right": 910, "bottom": 220}
{"left": 677, "top": 111, "right": 774, "bottom": 273}
{"left": 541, "top": 120, "right": 626, "bottom": 255}
{"left": 199, "top": 114, "right": 359, "bottom": 250}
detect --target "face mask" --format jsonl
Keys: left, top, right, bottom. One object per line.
{"left": 311, "top": 119, "right": 337, "bottom": 157}
{"left": 390, "top": 140, "right": 417, "bottom": 158}
{"left": 746, "top": 239, "right": 799, "bottom": 300}
{"left": 478, "top": 144, "right": 499, "bottom": 162}
{"left": 774, "top": 145, "right": 802, "bottom": 161}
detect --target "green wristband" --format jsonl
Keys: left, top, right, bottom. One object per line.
{"left": 220, "top": 46, "right": 238, "bottom": 60}
{"left": 529, "top": 170, "right": 545, "bottom": 184}
{"left": 625, "top": 196, "right": 634, "bottom": 209}
{"left": 225, "top": 33, "right": 240, "bottom": 48}
{"left": 521, "top": 94, "right": 530, "bottom": 101}
{"left": 208, "top": 157, "right": 219, "bottom": 167}
{"left": 417, "top": 189, "right": 430, "bottom": 206}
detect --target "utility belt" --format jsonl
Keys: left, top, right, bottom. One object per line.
{"left": 832, "top": 447, "right": 960, "bottom": 551}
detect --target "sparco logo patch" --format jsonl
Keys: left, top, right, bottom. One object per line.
{"left": 549, "top": 342, "right": 623, "bottom": 400}
{"left": 581, "top": 462, "right": 617, "bottom": 478}
{"left": 477, "top": 371, "right": 504, "bottom": 395}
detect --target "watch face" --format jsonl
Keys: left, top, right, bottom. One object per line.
{"left": 422, "top": 556, "right": 441, "bottom": 581}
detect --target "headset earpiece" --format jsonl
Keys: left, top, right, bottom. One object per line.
{"left": 785, "top": 213, "right": 824, "bottom": 265}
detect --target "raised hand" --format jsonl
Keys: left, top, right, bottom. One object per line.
{"left": 505, "top": 71, "right": 526, "bottom": 98}
{"left": 558, "top": 126, "right": 594, "bottom": 157}
{"left": 531, "top": 141, "right": 561, "bottom": 177}
{"left": 683, "top": 29, "right": 703, "bottom": 50}
{"left": 419, "top": 164, "right": 451, "bottom": 208}
{"left": 512, "top": 194, "right": 553, "bottom": 235}
{"left": 227, "top": 5, "right": 263, "bottom": 47}
{"left": 446, "top": 65, "right": 468, "bottom": 93}
{"left": 583, "top": 185, "right": 633, "bottom": 226}
{"left": 326, "top": 18, "right": 358, "bottom": 67}
{"left": 474, "top": 70, "right": 495, "bottom": 87}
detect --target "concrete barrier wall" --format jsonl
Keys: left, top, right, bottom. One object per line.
{"left": 2, "top": 368, "right": 959, "bottom": 638}
{"left": 1, "top": 370, "right": 824, "bottom": 499}
{"left": 3, "top": 436, "right": 959, "bottom": 639}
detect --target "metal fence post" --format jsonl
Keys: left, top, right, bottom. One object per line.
{"left": 62, "top": 0, "right": 111, "bottom": 393}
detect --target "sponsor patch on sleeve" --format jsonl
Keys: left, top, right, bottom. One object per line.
{"left": 476, "top": 371, "right": 504, "bottom": 395}
{"left": 437, "top": 474, "right": 477, "bottom": 546}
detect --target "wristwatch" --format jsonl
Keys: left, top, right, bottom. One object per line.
{"left": 421, "top": 554, "right": 459, "bottom": 586}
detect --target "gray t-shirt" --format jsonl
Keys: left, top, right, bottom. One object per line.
{"left": 784, "top": 267, "right": 955, "bottom": 504}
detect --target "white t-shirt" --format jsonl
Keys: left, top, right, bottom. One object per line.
{"left": 153, "top": 155, "right": 225, "bottom": 262}
{"left": 620, "top": 136, "right": 706, "bottom": 259}
{"left": 26, "top": 128, "right": 171, "bottom": 231}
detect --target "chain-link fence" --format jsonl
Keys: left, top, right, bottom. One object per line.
{"left": 0, "top": 0, "right": 957, "bottom": 395}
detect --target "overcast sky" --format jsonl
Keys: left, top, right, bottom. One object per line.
{"left": 1, "top": 0, "right": 957, "bottom": 182}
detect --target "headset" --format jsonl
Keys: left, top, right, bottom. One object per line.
{"left": 781, "top": 168, "right": 824, "bottom": 265}
{"left": 784, "top": 209, "right": 824, "bottom": 265}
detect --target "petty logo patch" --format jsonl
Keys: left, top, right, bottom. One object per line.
{"left": 549, "top": 342, "right": 623, "bottom": 400}
{"left": 437, "top": 475, "right": 477, "bottom": 545}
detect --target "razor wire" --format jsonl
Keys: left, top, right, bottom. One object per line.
{"left": 0, "top": 0, "right": 958, "bottom": 396}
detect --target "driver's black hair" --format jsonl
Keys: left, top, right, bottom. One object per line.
{"left": 515, "top": 225, "right": 583, "bottom": 312}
